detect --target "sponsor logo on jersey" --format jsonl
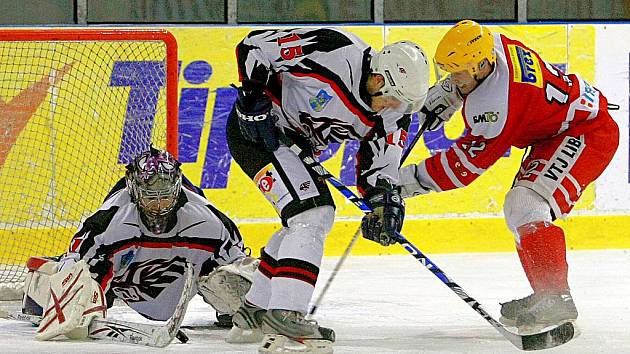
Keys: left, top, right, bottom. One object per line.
{"left": 256, "top": 171, "right": 275, "bottom": 193}
{"left": 309, "top": 89, "right": 333, "bottom": 112}
{"left": 299, "top": 181, "right": 311, "bottom": 191}
{"left": 508, "top": 44, "right": 542, "bottom": 88}
{"left": 254, "top": 163, "right": 281, "bottom": 204}
{"left": 120, "top": 250, "right": 135, "bottom": 268}
{"left": 472, "top": 111, "right": 499, "bottom": 124}
{"left": 542, "top": 136, "right": 584, "bottom": 181}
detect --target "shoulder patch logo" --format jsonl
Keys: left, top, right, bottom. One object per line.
{"left": 120, "top": 250, "right": 135, "bottom": 268}
{"left": 309, "top": 89, "right": 333, "bottom": 112}
{"left": 507, "top": 44, "right": 542, "bottom": 88}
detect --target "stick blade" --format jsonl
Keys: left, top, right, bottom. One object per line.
{"left": 513, "top": 322, "right": 575, "bottom": 351}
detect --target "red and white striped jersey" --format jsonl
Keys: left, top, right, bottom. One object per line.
{"left": 60, "top": 187, "right": 245, "bottom": 321}
{"left": 236, "top": 28, "right": 411, "bottom": 194}
{"left": 416, "top": 33, "right": 609, "bottom": 192}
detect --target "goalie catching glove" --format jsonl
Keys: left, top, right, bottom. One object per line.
{"left": 418, "top": 76, "right": 463, "bottom": 131}
{"left": 36, "top": 260, "right": 106, "bottom": 341}
{"left": 197, "top": 256, "right": 259, "bottom": 315}
{"left": 234, "top": 80, "right": 280, "bottom": 152}
{"left": 361, "top": 180, "right": 405, "bottom": 246}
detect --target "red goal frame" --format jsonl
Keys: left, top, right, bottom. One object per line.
{"left": 0, "top": 28, "right": 179, "bottom": 157}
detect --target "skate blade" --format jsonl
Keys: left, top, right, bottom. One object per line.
{"left": 225, "top": 325, "right": 263, "bottom": 344}
{"left": 259, "top": 334, "right": 333, "bottom": 354}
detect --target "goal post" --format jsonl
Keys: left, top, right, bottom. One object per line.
{"left": 0, "top": 29, "right": 179, "bottom": 297}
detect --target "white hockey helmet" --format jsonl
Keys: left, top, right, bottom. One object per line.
{"left": 370, "top": 41, "right": 430, "bottom": 114}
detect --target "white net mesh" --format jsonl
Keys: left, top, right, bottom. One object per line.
{"left": 0, "top": 30, "right": 177, "bottom": 295}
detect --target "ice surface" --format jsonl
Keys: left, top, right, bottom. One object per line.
{"left": 1, "top": 250, "right": 628, "bottom": 353}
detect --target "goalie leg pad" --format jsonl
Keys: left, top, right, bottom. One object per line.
{"left": 22, "top": 256, "right": 60, "bottom": 319}
{"left": 198, "top": 256, "right": 260, "bottom": 315}
{"left": 35, "top": 260, "right": 106, "bottom": 341}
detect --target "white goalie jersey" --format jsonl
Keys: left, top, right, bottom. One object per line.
{"left": 59, "top": 185, "right": 246, "bottom": 321}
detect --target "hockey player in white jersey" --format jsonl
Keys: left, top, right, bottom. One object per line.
{"left": 22, "top": 147, "right": 258, "bottom": 340}
{"left": 226, "top": 28, "right": 429, "bottom": 353}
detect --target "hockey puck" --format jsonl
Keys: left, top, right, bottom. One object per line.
{"left": 176, "top": 329, "right": 190, "bottom": 343}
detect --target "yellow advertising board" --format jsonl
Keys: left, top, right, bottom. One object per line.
{"left": 0, "top": 24, "right": 625, "bottom": 266}
{"left": 167, "top": 25, "right": 620, "bottom": 256}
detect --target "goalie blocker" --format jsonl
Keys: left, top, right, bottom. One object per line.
{"left": 31, "top": 261, "right": 107, "bottom": 340}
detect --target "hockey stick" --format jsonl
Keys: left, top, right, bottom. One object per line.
{"left": 288, "top": 143, "right": 575, "bottom": 351}
{"left": 307, "top": 227, "right": 361, "bottom": 317}
{"left": 393, "top": 233, "right": 574, "bottom": 351}
{"left": 88, "top": 261, "right": 194, "bottom": 347}
{"left": 307, "top": 120, "right": 430, "bottom": 317}
{"left": 2, "top": 262, "right": 194, "bottom": 347}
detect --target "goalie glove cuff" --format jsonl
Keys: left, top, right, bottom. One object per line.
{"left": 198, "top": 256, "right": 259, "bottom": 315}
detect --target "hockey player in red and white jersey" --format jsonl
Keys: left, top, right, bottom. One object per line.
{"left": 395, "top": 20, "right": 619, "bottom": 332}
{"left": 23, "top": 147, "right": 258, "bottom": 340}
{"left": 226, "top": 28, "right": 430, "bottom": 352}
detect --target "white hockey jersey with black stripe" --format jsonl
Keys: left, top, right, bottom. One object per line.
{"left": 236, "top": 27, "right": 411, "bottom": 194}
{"left": 59, "top": 187, "right": 245, "bottom": 321}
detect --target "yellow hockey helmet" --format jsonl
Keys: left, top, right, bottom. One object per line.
{"left": 435, "top": 20, "right": 496, "bottom": 77}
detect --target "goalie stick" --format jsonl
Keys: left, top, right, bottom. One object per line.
{"left": 1, "top": 262, "right": 194, "bottom": 347}
{"left": 87, "top": 261, "right": 194, "bottom": 347}
{"left": 287, "top": 142, "right": 575, "bottom": 351}
{"left": 307, "top": 120, "right": 430, "bottom": 317}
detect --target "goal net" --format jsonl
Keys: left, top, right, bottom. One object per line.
{"left": 0, "top": 29, "right": 178, "bottom": 299}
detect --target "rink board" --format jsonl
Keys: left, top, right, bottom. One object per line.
{"left": 1, "top": 24, "right": 629, "bottom": 263}
{"left": 1, "top": 213, "right": 628, "bottom": 264}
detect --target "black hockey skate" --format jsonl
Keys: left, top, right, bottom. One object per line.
{"left": 225, "top": 301, "right": 266, "bottom": 343}
{"left": 514, "top": 292, "right": 578, "bottom": 334}
{"left": 259, "top": 309, "right": 335, "bottom": 354}
{"left": 499, "top": 293, "right": 537, "bottom": 326}
{"left": 215, "top": 311, "right": 233, "bottom": 328}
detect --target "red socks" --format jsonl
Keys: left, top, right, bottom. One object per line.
{"left": 516, "top": 221, "right": 569, "bottom": 294}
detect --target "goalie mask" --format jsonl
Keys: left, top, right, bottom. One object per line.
{"left": 370, "top": 41, "right": 430, "bottom": 114}
{"left": 126, "top": 148, "right": 182, "bottom": 234}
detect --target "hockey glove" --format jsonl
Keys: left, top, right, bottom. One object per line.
{"left": 234, "top": 81, "right": 280, "bottom": 152}
{"left": 398, "top": 164, "right": 431, "bottom": 198}
{"left": 419, "top": 76, "right": 463, "bottom": 131}
{"left": 361, "top": 183, "right": 405, "bottom": 246}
